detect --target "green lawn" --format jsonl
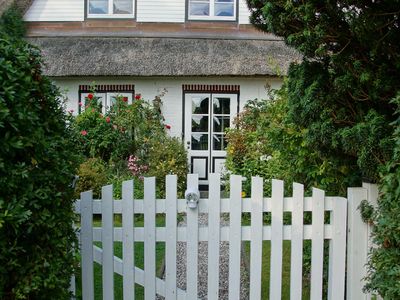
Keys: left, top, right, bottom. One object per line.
{"left": 243, "top": 241, "right": 311, "bottom": 300}
{"left": 74, "top": 215, "right": 166, "bottom": 300}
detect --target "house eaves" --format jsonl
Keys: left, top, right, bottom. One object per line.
{"left": 27, "top": 36, "right": 301, "bottom": 77}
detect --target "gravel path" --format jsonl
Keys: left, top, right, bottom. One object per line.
{"left": 157, "top": 214, "right": 249, "bottom": 299}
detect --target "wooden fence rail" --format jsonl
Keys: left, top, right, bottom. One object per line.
{"left": 72, "top": 173, "right": 377, "bottom": 299}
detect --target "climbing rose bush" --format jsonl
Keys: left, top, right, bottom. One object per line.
{"left": 72, "top": 92, "right": 188, "bottom": 197}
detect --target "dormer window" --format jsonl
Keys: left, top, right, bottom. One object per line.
{"left": 188, "top": 0, "right": 236, "bottom": 21}
{"left": 87, "top": 0, "right": 135, "bottom": 18}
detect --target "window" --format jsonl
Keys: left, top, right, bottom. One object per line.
{"left": 188, "top": 0, "right": 236, "bottom": 21}
{"left": 87, "top": 0, "right": 135, "bottom": 18}
{"left": 79, "top": 85, "right": 134, "bottom": 114}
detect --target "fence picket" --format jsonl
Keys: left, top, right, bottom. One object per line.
{"left": 102, "top": 185, "right": 114, "bottom": 300}
{"left": 290, "top": 183, "right": 304, "bottom": 300}
{"left": 187, "top": 174, "right": 199, "bottom": 299}
{"left": 122, "top": 180, "right": 135, "bottom": 300}
{"left": 328, "top": 197, "right": 347, "bottom": 300}
{"left": 249, "top": 177, "right": 263, "bottom": 300}
{"left": 270, "top": 179, "right": 284, "bottom": 299}
{"left": 208, "top": 173, "right": 221, "bottom": 300}
{"left": 76, "top": 174, "right": 353, "bottom": 300}
{"left": 144, "top": 177, "right": 156, "bottom": 299}
{"left": 310, "top": 188, "right": 325, "bottom": 300}
{"left": 228, "top": 175, "right": 242, "bottom": 300}
{"left": 165, "top": 175, "right": 178, "bottom": 300}
{"left": 81, "top": 190, "right": 94, "bottom": 300}
{"left": 346, "top": 187, "right": 369, "bottom": 300}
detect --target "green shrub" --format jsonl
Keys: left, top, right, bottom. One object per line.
{"left": 75, "top": 158, "right": 108, "bottom": 198}
{"left": 225, "top": 84, "right": 361, "bottom": 197}
{"left": 72, "top": 94, "right": 165, "bottom": 163}
{"left": 366, "top": 94, "right": 400, "bottom": 298}
{"left": 72, "top": 99, "right": 131, "bottom": 162}
{"left": 0, "top": 9, "right": 79, "bottom": 299}
{"left": 72, "top": 92, "right": 188, "bottom": 197}
{"left": 141, "top": 136, "right": 188, "bottom": 197}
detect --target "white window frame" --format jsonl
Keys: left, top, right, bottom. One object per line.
{"left": 188, "top": 0, "right": 237, "bottom": 21}
{"left": 87, "top": 0, "right": 135, "bottom": 19}
{"left": 80, "top": 92, "right": 133, "bottom": 114}
{"left": 106, "top": 93, "right": 133, "bottom": 110}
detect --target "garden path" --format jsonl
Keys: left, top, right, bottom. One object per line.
{"left": 157, "top": 213, "right": 249, "bottom": 299}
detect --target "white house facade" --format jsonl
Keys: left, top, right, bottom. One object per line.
{"left": 21, "top": 0, "right": 300, "bottom": 187}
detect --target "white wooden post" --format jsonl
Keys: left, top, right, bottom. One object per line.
{"left": 347, "top": 184, "right": 381, "bottom": 300}
{"left": 122, "top": 180, "right": 135, "bottom": 300}
{"left": 186, "top": 174, "right": 199, "bottom": 299}
{"left": 228, "top": 175, "right": 242, "bottom": 300}
{"left": 102, "top": 185, "right": 114, "bottom": 300}
{"left": 290, "top": 183, "right": 304, "bottom": 300}
{"left": 81, "top": 191, "right": 94, "bottom": 300}
{"left": 327, "top": 197, "right": 347, "bottom": 300}
{"left": 270, "top": 179, "right": 284, "bottom": 300}
{"left": 165, "top": 175, "right": 178, "bottom": 300}
{"left": 249, "top": 177, "right": 263, "bottom": 300}
{"left": 207, "top": 173, "right": 221, "bottom": 300}
{"left": 310, "top": 188, "right": 325, "bottom": 300}
{"left": 347, "top": 187, "right": 368, "bottom": 300}
{"left": 144, "top": 177, "right": 156, "bottom": 299}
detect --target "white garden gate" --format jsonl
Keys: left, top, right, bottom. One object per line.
{"left": 72, "top": 174, "right": 377, "bottom": 299}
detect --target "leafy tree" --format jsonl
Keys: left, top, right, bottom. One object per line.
{"left": 0, "top": 7, "right": 79, "bottom": 299}
{"left": 246, "top": 0, "right": 400, "bottom": 297}
{"left": 226, "top": 85, "right": 360, "bottom": 197}
{"left": 247, "top": 0, "right": 399, "bottom": 181}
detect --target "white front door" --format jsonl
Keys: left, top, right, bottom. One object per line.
{"left": 184, "top": 93, "right": 238, "bottom": 186}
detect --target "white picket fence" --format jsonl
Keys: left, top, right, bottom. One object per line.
{"left": 72, "top": 174, "right": 377, "bottom": 299}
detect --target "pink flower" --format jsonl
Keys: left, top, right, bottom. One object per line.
{"left": 135, "top": 94, "right": 141, "bottom": 100}
{"left": 78, "top": 102, "right": 83, "bottom": 107}
{"left": 106, "top": 117, "right": 111, "bottom": 123}
{"left": 80, "top": 130, "right": 87, "bottom": 136}
{"left": 165, "top": 124, "right": 171, "bottom": 130}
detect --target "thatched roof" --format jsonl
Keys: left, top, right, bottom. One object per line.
{"left": 27, "top": 37, "right": 301, "bottom": 77}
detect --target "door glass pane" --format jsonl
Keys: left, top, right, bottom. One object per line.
{"left": 192, "top": 116, "right": 209, "bottom": 132}
{"left": 190, "top": 1, "right": 210, "bottom": 16}
{"left": 192, "top": 134, "right": 208, "bottom": 150}
{"left": 213, "top": 116, "right": 230, "bottom": 133}
{"left": 213, "top": 97, "right": 230, "bottom": 114}
{"left": 192, "top": 97, "right": 209, "bottom": 114}
{"left": 213, "top": 134, "right": 228, "bottom": 150}
{"left": 89, "top": 0, "right": 108, "bottom": 14}
{"left": 215, "top": 3, "right": 234, "bottom": 16}
{"left": 114, "top": 0, "right": 133, "bottom": 14}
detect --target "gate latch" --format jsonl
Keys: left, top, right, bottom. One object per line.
{"left": 185, "top": 188, "right": 200, "bottom": 209}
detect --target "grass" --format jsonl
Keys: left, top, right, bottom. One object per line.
{"left": 243, "top": 241, "right": 311, "bottom": 300}
{"left": 74, "top": 215, "right": 166, "bottom": 300}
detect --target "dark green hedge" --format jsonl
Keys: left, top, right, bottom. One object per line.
{"left": 0, "top": 7, "right": 79, "bottom": 299}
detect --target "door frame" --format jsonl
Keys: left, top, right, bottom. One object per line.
{"left": 182, "top": 85, "right": 240, "bottom": 188}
